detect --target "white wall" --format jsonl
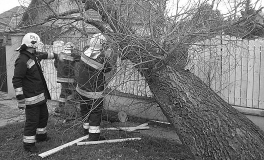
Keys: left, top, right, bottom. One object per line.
{"left": 5, "top": 33, "right": 24, "bottom": 98}
{"left": 105, "top": 95, "right": 264, "bottom": 131}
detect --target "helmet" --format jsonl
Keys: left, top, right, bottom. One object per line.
{"left": 63, "top": 42, "right": 75, "bottom": 54}
{"left": 83, "top": 33, "right": 107, "bottom": 59}
{"left": 53, "top": 40, "right": 64, "bottom": 46}
{"left": 89, "top": 33, "right": 106, "bottom": 51}
{"left": 16, "top": 32, "right": 41, "bottom": 51}
{"left": 53, "top": 41, "right": 65, "bottom": 54}
{"left": 65, "top": 42, "right": 75, "bottom": 48}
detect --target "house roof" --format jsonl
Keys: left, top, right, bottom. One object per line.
{"left": 19, "top": 0, "right": 101, "bottom": 28}
{"left": 18, "top": 0, "right": 167, "bottom": 39}
{"left": 256, "top": 12, "right": 264, "bottom": 24}
{"left": 0, "top": 6, "right": 26, "bottom": 32}
{"left": 18, "top": 0, "right": 101, "bottom": 38}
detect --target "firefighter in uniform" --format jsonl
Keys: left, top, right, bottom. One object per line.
{"left": 76, "top": 33, "right": 112, "bottom": 141}
{"left": 12, "top": 32, "right": 61, "bottom": 153}
{"left": 55, "top": 42, "right": 80, "bottom": 114}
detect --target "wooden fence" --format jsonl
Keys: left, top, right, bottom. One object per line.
{"left": 187, "top": 36, "right": 264, "bottom": 110}
{"left": 41, "top": 35, "right": 264, "bottom": 110}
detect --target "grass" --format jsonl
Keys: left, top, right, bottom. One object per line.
{"left": 0, "top": 117, "right": 192, "bottom": 160}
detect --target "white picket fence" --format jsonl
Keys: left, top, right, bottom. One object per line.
{"left": 41, "top": 35, "right": 264, "bottom": 110}
{"left": 187, "top": 36, "right": 264, "bottom": 110}
{"left": 41, "top": 59, "right": 61, "bottom": 100}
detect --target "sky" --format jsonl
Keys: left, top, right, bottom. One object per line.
{"left": 167, "top": 0, "right": 263, "bottom": 16}
{"left": 0, "top": 0, "right": 30, "bottom": 14}
{"left": 0, "top": 0, "right": 262, "bottom": 15}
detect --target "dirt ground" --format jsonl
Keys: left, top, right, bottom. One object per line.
{"left": 0, "top": 93, "right": 181, "bottom": 143}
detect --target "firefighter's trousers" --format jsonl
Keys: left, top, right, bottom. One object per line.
{"left": 79, "top": 95, "right": 103, "bottom": 130}
{"left": 23, "top": 103, "right": 49, "bottom": 144}
{"left": 59, "top": 82, "right": 74, "bottom": 103}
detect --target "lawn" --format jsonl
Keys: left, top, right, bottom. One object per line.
{"left": 0, "top": 117, "right": 192, "bottom": 160}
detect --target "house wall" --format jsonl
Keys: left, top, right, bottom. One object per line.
{"left": 104, "top": 94, "right": 167, "bottom": 122}
{"left": 5, "top": 33, "right": 24, "bottom": 98}
{"left": 104, "top": 95, "right": 264, "bottom": 131}
{"left": 246, "top": 115, "right": 264, "bottom": 131}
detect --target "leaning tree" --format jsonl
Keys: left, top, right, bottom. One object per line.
{"left": 19, "top": 0, "right": 264, "bottom": 159}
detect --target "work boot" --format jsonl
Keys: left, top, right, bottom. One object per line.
{"left": 36, "top": 133, "right": 50, "bottom": 143}
{"left": 23, "top": 142, "right": 39, "bottom": 153}
{"left": 88, "top": 133, "right": 106, "bottom": 141}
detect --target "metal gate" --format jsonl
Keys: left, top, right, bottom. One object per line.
{"left": 0, "top": 46, "right": 7, "bottom": 92}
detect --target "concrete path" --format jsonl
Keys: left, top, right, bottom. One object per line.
{"left": 0, "top": 93, "right": 58, "bottom": 127}
{"left": 0, "top": 99, "right": 25, "bottom": 127}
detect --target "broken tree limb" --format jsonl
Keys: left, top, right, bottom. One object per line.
{"left": 102, "top": 123, "right": 150, "bottom": 132}
{"left": 103, "top": 126, "right": 150, "bottom": 132}
{"left": 38, "top": 135, "right": 89, "bottom": 158}
{"left": 77, "top": 137, "right": 142, "bottom": 146}
{"left": 137, "top": 123, "right": 149, "bottom": 127}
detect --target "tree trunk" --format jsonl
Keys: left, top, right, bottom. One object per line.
{"left": 146, "top": 65, "right": 264, "bottom": 160}
{"left": 81, "top": 1, "right": 264, "bottom": 159}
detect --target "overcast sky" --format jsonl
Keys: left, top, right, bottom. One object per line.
{"left": 167, "top": 0, "right": 263, "bottom": 16}
{"left": 0, "top": 0, "right": 262, "bottom": 15}
{"left": 0, "top": 0, "right": 29, "bottom": 14}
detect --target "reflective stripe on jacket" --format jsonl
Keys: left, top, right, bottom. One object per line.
{"left": 76, "top": 85, "right": 103, "bottom": 99}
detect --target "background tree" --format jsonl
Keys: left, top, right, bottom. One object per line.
{"left": 225, "top": 0, "right": 264, "bottom": 39}
{"left": 19, "top": 0, "right": 264, "bottom": 159}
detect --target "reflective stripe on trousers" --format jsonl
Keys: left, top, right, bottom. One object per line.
{"left": 83, "top": 123, "right": 89, "bottom": 129}
{"left": 89, "top": 126, "right": 100, "bottom": 133}
{"left": 23, "top": 135, "right": 36, "bottom": 143}
{"left": 36, "top": 127, "right": 47, "bottom": 134}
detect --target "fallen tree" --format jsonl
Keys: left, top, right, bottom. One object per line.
{"left": 20, "top": 0, "right": 264, "bottom": 159}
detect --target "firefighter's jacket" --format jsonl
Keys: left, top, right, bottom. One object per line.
{"left": 56, "top": 49, "right": 80, "bottom": 83}
{"left": 12, "top": 50, "right": 57, "bottom": 106}
{"left": 76, "top": 53, "right": 112, "bottom": 99}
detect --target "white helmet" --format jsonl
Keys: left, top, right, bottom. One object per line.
{"left": 53, "top": 41, "right": 65, "bottom": 54}
{"left": 84, "top": 33, "right": 107, "bottom": 59}
{"left": 16, "top": 32, "right": 41, "bottom": 51}
{"left": 63, "top": 42, "right": 75, "bottom": 54}
{"left": 89, "top": 33, "right": 106, "bottom": 51}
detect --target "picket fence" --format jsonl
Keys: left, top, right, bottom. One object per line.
{"left": 188, "top": 36, "right": 264, "bottom": 109}
{"left": 41, "top": 36, "right": 264, "bottom": 110}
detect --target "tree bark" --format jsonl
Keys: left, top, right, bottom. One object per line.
{"left": 145, "top": 66, "right": 264, "bottom": 160}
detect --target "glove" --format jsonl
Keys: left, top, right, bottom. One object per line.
{"left": 71, "top": 54, "right": 81, "bottom": 62}
{"left": 58, "top": 52, "right": 65, "bottom": 62}
{"left": 17, "top": 99, "right": 26, "bottom": 110}
{"left": 104, "top": 48, "right": 112, "bottom": 58}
